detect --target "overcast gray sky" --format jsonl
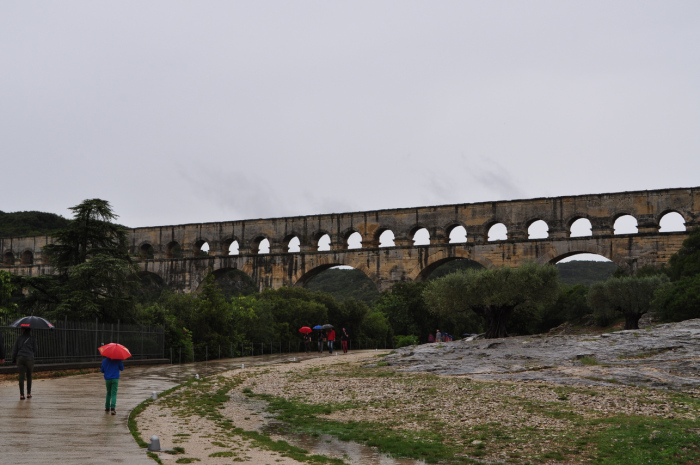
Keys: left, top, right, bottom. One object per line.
{"left": 2, "top": 1, "right": 698, "bottom": 228}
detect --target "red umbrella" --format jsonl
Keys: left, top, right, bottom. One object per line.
{"left": 98, "top": 343, "right": 132, "bottom": 360}
{"left": 299, "top": 327, "right": 312, "bottom": 334}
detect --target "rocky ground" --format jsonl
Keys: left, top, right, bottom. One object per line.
{"left": 384, "top": 319, "right": 700, "bottom": 392}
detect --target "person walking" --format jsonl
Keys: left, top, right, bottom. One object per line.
{"left": 317, "top": 330, "right": 325, "bottom": 353}
{"left": 327, "top": 328, "right": 336, "bottom": 354}
{"left": 12, "top": 327, "right": 38, "bottom": 400}
{"left": 435, "top": 329, "right": 442, "bottom": 343}
{"left": 303, "top": 332, "right": 311, "bottom": 353}
{"left": 341, "top": 327, "right": 349, "bottom": 354}
{"left": 101, "top": 356, "right": 124, "bottom": 415}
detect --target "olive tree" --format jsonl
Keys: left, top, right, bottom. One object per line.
{"left": 423, "top": 262, "right": 560, "bottom": 339}
{"left": 587, "top": 275, "right": 670, "bottom": 330}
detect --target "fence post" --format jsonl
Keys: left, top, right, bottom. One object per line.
{"left": 117, "top": 319, "right": 120, "bottom": 344}
{"left": 170, "top": 347, "right": 173, "bottom": 364}
{"left": 63, "top": 315, "right": 68, "bottom": 363}
{"left": 94, "top": 318, "right": 98, "bottom": 362}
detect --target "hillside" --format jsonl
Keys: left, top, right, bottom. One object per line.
{"left": 0, "top": 210, "right": 71, "bottom": 238}
{"left": 305, "top": 268, "right": 381, "bottom": 305}
{"left": 555, "top": 260, "right": 618, "bottom": 286}
{"left": 304, "top": 260, "right": 618, "bottom": 306}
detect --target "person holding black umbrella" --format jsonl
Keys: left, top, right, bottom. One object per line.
{"left": 12, "top": 327, "right": 38, "bottom": 400}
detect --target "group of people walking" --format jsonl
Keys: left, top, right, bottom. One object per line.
{"left": 428, "top": 329, "right": 453, "bottom": 343}
{"left": 0, "top": 327, "right": 124, "bottom": 414}
{"left": 303, "top": 326, "right": 350, "bottom": 354}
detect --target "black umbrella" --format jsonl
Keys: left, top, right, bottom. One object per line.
{"left": 321, "top": 324, "right": 333, "bottom": 330}
{"left": 10, "top": 316, "right": 55, "bottom": 330}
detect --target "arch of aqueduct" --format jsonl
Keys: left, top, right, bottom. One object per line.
{"left": 1, "top": 187, "right": 698, "bottom": 292}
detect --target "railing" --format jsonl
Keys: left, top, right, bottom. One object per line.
{"left": 0, "top": 316, "right": 165, "bottom": 365}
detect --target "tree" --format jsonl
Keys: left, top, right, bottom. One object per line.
{"left": 587, "top": 275, "right": 670, "bottom": 330}
{"left": 423, "top": 262, "right": 560, "bottom": 339}
{"left": 538, "top": 284, "right": 591, "bottom": 332}
{"left": 336, "top": 298, "right": 369, "bottom": 338}
{"left": 359, "top": 309, "right": 391, "bottom": 344}
{"left": 374, "top": 281, "right": 430, "bottom": 337}
{"left": 668, "top": 227, "right": 700, "bottom": 281}
{"left": 20, "top": 199, "right": 139, "bottom": 322}
{"left": 0, "top": 270, "right": 19, "bottom": 318}
{"left": 653, "top": 275, "right": 700, "bottom": 323}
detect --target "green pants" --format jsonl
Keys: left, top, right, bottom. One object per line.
{"left": 105, "top": 378, "right": 119, "bottom": 409}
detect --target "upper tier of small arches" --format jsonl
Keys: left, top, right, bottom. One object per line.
{"left": 0, "top": 187, "right": 697, "bottom": 264}
{"left": 133, "top": 210, "right": 688, "bottom": 260}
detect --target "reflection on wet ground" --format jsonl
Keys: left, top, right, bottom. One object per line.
{"left": 264, "top": 422, "right": 426, "bottom": 465}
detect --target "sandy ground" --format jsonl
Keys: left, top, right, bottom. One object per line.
{"left": 140, "top": 351, "right": 385, "bottom": 465}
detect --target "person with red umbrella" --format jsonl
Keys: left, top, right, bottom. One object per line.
{"left": 99, "top": 343, "right": 131, "bottom": 415}
{"left": 299, "top": 327, "right": 312, "bottom": 353}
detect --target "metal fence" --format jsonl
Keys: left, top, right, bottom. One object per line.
{"left": 0, "top": 316, "right": 165, "bottom": 365}
{"left": 177, "top": 337, "right": 393, "bottom": 363}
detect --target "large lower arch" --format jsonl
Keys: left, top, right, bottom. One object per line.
{"left": 404, "top": 248, "right": 488, "bottom": 282}
{"left": 208, "top": 267, "right": 256, "bottom": 297}
{"left": 132, "top": 271, "right": 168, "bottom": 302}
{"left": 546, "top": 251, "right": 619, "bottom": 267}
{"left": 294, "top": 262, "right": 380, "bottom": 292}
{"left": 295, "top": 263, "right": 345, "bottom": 288}
{"left": 301, "top": 264, "right": 380, "bottom": 305}
{"left": 415, "top": 257, "right": 486, "bottom": 281}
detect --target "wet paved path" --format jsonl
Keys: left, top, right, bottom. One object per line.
{"left": 0, "top": 353, "right": 323, "bottom": 464}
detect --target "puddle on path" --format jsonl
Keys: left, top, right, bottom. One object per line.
{"left": 263, "top": 422, "right": 426, "bottom": 465}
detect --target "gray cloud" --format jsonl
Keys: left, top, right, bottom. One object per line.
{"left": 1, "top": 1, "right": 698, "bottom": 226}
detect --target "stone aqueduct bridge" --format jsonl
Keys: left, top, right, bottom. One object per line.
{"left": 2, "top": 187, "right": 698, "bottom": 293}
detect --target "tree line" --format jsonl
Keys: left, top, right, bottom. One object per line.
{"left": 1, "top": 199, "right": 698, "bottom": 360}
{"left": 0, "top": 210, "right": 71, "bottom": 238}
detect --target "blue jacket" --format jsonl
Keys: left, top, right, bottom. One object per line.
{"left": 101, "top": 358, "right": 124, "bottom": 380}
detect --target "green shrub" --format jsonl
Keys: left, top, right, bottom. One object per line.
{"left": 394, "top": 335, "right": 419, "bottom": 348}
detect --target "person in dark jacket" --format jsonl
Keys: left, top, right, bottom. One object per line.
{"left": 101, "top": 356, "right": 124, "bottom": 415}
{"left": 12, "top": 327, "right": 38, "bottom": 400}
{"left": 317, "top": 330, "right": 325, "bottom": 353}
{"left": 341, "top": 327, "right": 349, "bottom": 354}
